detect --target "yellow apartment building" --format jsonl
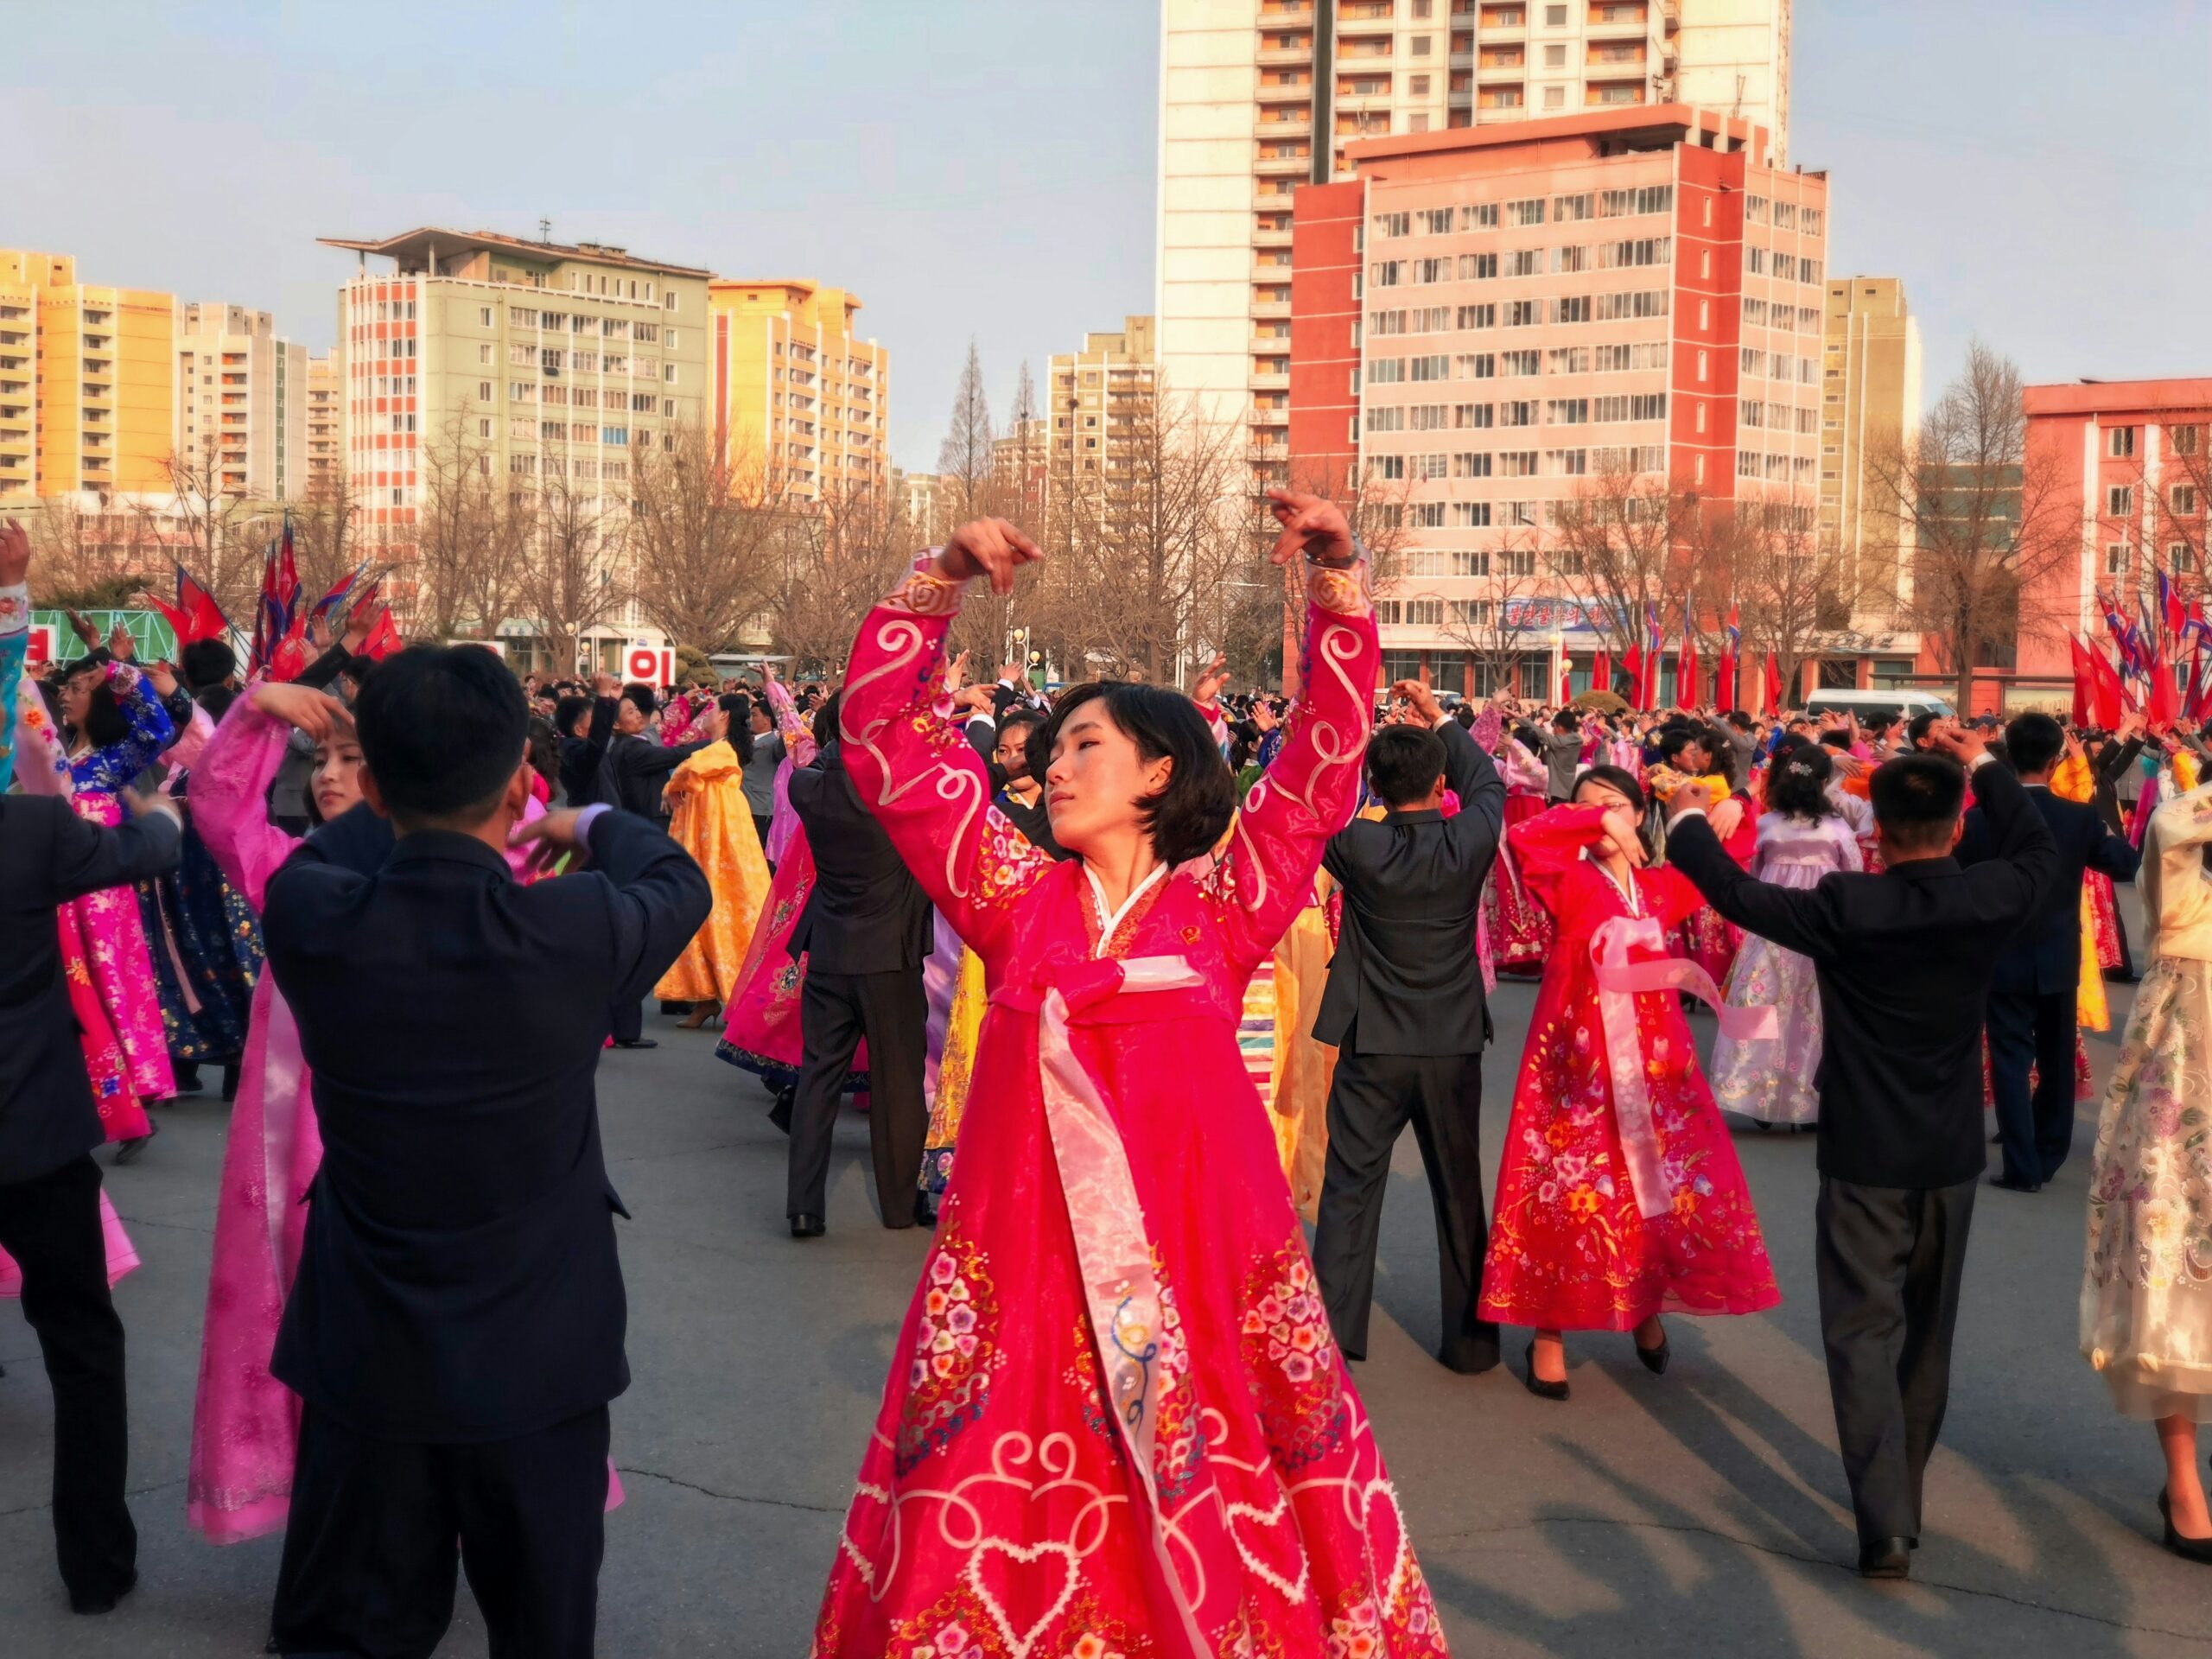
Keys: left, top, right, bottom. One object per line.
{"left": 1821, "top": 276, "right": 1922, "bottom": 592}
{"left": 0, "top": 250, "right": 177, "bottom": 499}
{"left": 1049, "top": 315, "right": 1160, "bottom": 490}
{"left": 304, "top": 352, "right": 340, "bottom": 494}
{"left": 705, "top": 279, "right": 889, "bottom": 505}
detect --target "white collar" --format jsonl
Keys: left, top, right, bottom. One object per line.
{"left": 1582, "top": 849, "right": 1643, "bottom": 917}
{"left": 1084, "top": 861, "right": 1170, "bottom": 957}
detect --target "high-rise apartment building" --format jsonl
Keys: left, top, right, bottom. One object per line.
{"left": 318, "top": 227, "right": 712, "bottom": 551}
{"left": 705, "top": 279, "right": 889, "bottom": 505}
{"left": 1158, "top": 0, "right": 1790, "bottom": 488}
{"left": 992, "top": 416, "right": 1051, "bottom": 522}
{"left": 0, "top": 250, "right": 175, "bottom": 499}
{"left": 303, "top": 352, "right": 340, "bottom": 495}
{"left": 895, "top": 469, "right": 950, "bottom": 543}
{"left": 1289, "top": 105, "right": 1834, "bottom": 691}
{"left": 175, "top": 302, "right": 308, "bottom": 501}
{"left": 1818, "top": 276, "right": 1920, "bottom": 581}
{"left": 1047, "top": 316, "right": 1160, "bottom": 489}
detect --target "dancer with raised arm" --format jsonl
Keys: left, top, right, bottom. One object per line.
{"left": 811, "top": 493, "right": 1449, "bottom": 1656}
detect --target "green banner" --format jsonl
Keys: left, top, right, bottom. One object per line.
{"left": 31, "top": 610, "right": 180, "bottom": 663}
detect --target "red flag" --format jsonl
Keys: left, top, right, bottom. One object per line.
{"left": 1621, "top": 645, "right": 1643, "bottom": 706}
{"left": 359, "top": 607, "right": 404, "bottom": 661}
{"left": 2186, "top": 635, "right": 2209, "bottom": 723}
{"left": 2068, "top": 636, "right": 2094, "bottom": 727}
{"left": 2086, "top": 644, "right": 2126, "bottom": 730}
{"left": 2151, "top": 658, "right": 2180, "bottom": 728}
{"left": 1592, "top": 647, "right": 1611, "bottom": 696}
{"left": 1763, "top": 652, "right": 1782, "bottom": 718}
{"left": 141, "top": 563, "right": 231, "bottom": 649}
{"left": 1676, "top": 620, "right": 1699, "bottom": 711}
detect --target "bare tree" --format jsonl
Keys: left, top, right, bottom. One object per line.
{"left": 1861, "top": 341, "right": 2077, "bottom": 708}
{"left": 1702, "top": 489, "right": 1872, "bottom": 707}
{"left": 938, "top": 339, "right": 995, "bottom": 524}
{"left": 626, "top": 422, "right": 781, "bottom": 652}
{"left": 410, "top": 407, "right": 518, "bottom": 640}
{"left": 2093, "top": 417, "right": 2210, "bottom": 601}
{"left": 285, "top": 470, "right": 366, "bottom": 617}
{"left": 765, "top": 476, "right": 918, "bottom": 677}
{"left": 1437, "top": 527, "right": 1552, "bottom": 694}
{"left": 161, "top": 445, "right": 264, "bottom": 621}
{"left": 1552, "top": 462, "right": 1697, "bottom": 667}
{"left": 512, "top": 472, "right": 630, "bottom": 676}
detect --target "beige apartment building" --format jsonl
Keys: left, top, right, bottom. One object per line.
{"left": 1048, "top": 316, "right": 1160, "bottom": 489}
{"left": 1820, "top": 276, "right": 1921, "bottom": 588}
{"left": 0, "top": 249, "right": 177, "bottom": 501}
{"left": 318, "top": 228, "right": 712, "bottom": 637}
{"left": 1157, "top": 0, "right": 1791, "bottom": 487}
{"left": 705, "top": 279, "right": 889, "bottom": 505}
{"left": 303, "top": 352, "right": 340, "bottom": 494}
{"left": 175, "top": 302, "right": 308, "bottom": 502}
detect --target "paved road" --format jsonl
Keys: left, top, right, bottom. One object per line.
{"left": 8, "top": 894, "right": 2212, "bottom": 1656}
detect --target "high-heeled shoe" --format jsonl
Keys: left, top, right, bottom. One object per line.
{"left": 1522, "top": 1339, "right": 1569, "bottom": 1402}
{"left": 2160, "top": 1488, "right": 2212, "bottom": 1563}
{"left": 1635, "top": 1328, "right": 1671, "bottom": 1376}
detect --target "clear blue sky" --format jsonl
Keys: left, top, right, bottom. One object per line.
{"left": 7, "top": 2, "right": 2206, "bottom": 473}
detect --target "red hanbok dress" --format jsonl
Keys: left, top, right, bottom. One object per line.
{"left": 811, "top": 563, "right": 1449, "bottom": 1657}
{"left": 1479, "top": 804, "right": 1780, "bottom": 1332}
{"left": 1484, "top": 734, "right": 1554, "bottom": 976}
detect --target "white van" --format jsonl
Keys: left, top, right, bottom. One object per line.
{"left": 1801, "top": 687, "right": 1957, "bottom": 724}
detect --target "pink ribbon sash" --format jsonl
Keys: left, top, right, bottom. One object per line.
{"left": 993, "top": 952, "right": 1212, "bottom": 1657}
{"left": 1589, "top": 915, "right": 1776, "bottom": 1221}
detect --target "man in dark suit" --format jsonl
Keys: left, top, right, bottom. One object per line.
{"left": 1665, "top": 726, "right": 2055, "bottom": 1580}
{"left": 2087, "top": 716, "right": 2148, "bottom": 979}
{"left": 783, "top": 700, "right": 935, "bottom": 1237}
{"left": 260, "top": 645, "right": 709, "bottom": 1658}
{"left": 1311, "top": 679, "right": 1506, "bottom": 1375}
{"left": 1959, "top": 711, "right": 2139, "bottom": 1192}
{"left": 594, "top": 682, "right": 725, "bottom": 1047}
{"left": 557, "top": 670, "right": 621, "bottom": 806}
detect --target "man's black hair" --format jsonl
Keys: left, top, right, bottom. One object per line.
{"left": 1819, "top": 728, "right": 1853, "bottom": 752}
{"left": 179, "top": 638, "right": 236, "bottom": 691}
{"left": 1726, "top": 710, "right": 1753, "bottom": 731}
{"left": 1870, "top": 753, "right": 1967, "bottom": 855}
{"left": 1552, "top": 709, "right": 1580, "bottom": 733}
{"left": 1906, "top": 711, "right": 1942, "bottom": 749}
{"left": 353, "top": 645, "right": 527, "bottom": 823}
{"left": 1034, "top": 682, "right": 1236, "bottom": 866}
{"left": 2004, "top": 710, "right": 2065, "bottom": 777}
{"left": 1365, "top": 725, "right": 1447, "bottom": 810}
{"left": 620, "top": 683, "right": 657, "bottom": 719}
{"left": 556, "top": 693, "right": 592, "bottom": 738}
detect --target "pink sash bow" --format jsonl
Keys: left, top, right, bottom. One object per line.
{"left": 1589, "top": 915, "right": 1777, "bottom": 1221}
{"left": 989, "top": 951, "right": 1213, "bottom": 1656}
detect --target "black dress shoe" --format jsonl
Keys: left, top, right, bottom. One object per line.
{"left": 1636, "top": 1332, "right": 1671, "bottom": 1376}
{"left": 1989, "top": 1175, "right": 2042, "bottom": 1193}
{"left": 70, "top": 1567, "right": 137, "bottom": 1614}
{"left": 767, "top": 1088, "right": 795, "bottom": 1135}
{"left": 913, "top": 1192, "right": 938, "bottom": 1227}
{"left": 2160, "top": 1488, "right": 2212, "bottom": 1562}
{"left": 1521, "top": 1339, "right": 1569, "bottom": 1402}
{"left": 1857, "top": 1536, "right": 1911, "bottom": 1580}
{"left": 790, "top": 1213, "right": 826, "bottom": 1239}
{"left": 611, "top": 1037, "right": 658, "bottom": 1051}
{"left": 113, "top": 1121, "right": 159, "bottom": 1165}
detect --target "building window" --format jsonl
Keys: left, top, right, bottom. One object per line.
{"left": 1544, "top": 42, "right": 1567, "bottom": 66}
{"left": 1546, "top": 3, "right": 1567, "bottom": 20}
{"left": 479, "top": 307, "right": 493, "bottom": 327}
{"left": 2175, "top": 485, "right": 2199, "bottom": 517}
{"left": 2109, "top": 485, "right": 2134, "bottom": 516}
{"left": 1543, "top": 86, "right": 1565, "bottom": 107}
{"left": 2107, "top": 543, "right": 2130, "bottom": 575}
{"left": 2173, "top": 543, "right": 2195, "bottom": 575}
{"left": 2109, "top": 425, "right": 2136, "bottom": 459}
{"left": 2174, "top": 423, "right": 2204, "bottom": 457}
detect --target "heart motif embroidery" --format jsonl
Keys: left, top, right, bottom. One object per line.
{"left": 1224, "top": 1491, "right": 1310, "bottom": 1603}
{"left": 836, "top": 1482, "right": 895, "bottom": 1597}
{"left": 961, "top": 1537, "right": 1083, "bottom": 1659}
{"left": 1353, "top": 1477, "right": 1413, "bottom": 1610}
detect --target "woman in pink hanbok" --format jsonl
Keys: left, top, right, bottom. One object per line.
{"left": 1484, "top": 723, "right": 1554, "bottom": 976}
{"left": 185, "top": 679, "right": 556, "bottom": 1543}
{"left": 811, "top": 496, "right": 1449, "bottom": 1658}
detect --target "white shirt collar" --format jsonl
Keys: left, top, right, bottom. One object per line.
{"left": 1084, "top": 861, "right": 1170, "bottom": 956}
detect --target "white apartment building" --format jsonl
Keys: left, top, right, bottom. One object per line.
{"left": 1157, "top": 0, "right": 1790, "bottom": 487}
{"left": 175, "top": 302, "right": 309, "bottom": 501}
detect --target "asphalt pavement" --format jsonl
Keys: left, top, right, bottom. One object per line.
{"left": 7, "top": 888, "right": 2212, "bottom": 1656}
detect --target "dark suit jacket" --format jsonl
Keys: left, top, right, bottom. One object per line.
{"left": 559, "top": 695, "right": 616, "bottom": 806}
{"left": 787, "top": 741, "right": 933, "bottom": 976}
{"left": 262, "top": 805, "right": 710, "bottom": 1442}
{"left": 1667, "top": 760, "right": 2056, "bottom": 1189}
{"left": 0, "top": 798, "right": 180, "bottom": 1185}
{"left": 1315, "top": 721, "right": 1505, "bottom": 1057}
{"left": 596, "top": 729, "right": 712, "bottom": 823}
{"left": 1958, "top": 783, "right": 2139, "bottom": 995}
{"left": 2091, "top": 736, "right": 2145, "bottom": 837}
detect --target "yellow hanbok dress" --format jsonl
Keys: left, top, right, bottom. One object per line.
{"left": 655, "top": 740, "right": 773, "bottom": 1005}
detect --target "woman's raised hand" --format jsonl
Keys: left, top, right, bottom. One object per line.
{"left": 936, "top": 518, "right": 1042, "bottom": 597}
{"left": 1264, "top": 490, "right": 1356, "bottom": 569}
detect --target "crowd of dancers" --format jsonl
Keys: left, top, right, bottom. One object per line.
{"left": 4, "top": 495, "right": 2212, "bottom": 1655}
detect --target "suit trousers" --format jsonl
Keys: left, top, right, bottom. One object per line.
{"left": 787, "top": 965, "right": 927, "bottom": 1226}
{"left": 609, "top": 997, "right": 644, "bottom": 1045}
{"left": 1312, "top": 1050, "right": 1498, "bottom": 1374}
{"left": 1986, "top": 988, "right": 2077, "bottom": 1185}
{"left": 1814, "top": 1174, "right": 1976, "bottom": 1547}
{"left": 270, "top": 1402, "right": 609, "bottom": 1659}
{"left": 0, "top": 1154, "right": 134, "bottom": 1605}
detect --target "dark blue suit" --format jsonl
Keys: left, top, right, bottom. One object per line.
{"left": 260, "top": 804, "right": 709, "bottom": 1658}
{"left": 1960, "top": 783, "right": 2139, "bottom": 1185}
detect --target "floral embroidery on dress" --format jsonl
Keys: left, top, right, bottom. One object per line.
{"left": 1238, "top": 1234, "right": 1347, "bottom": 1472}
{"left": 1144, "top": 1256, "right": 1207, "bottom": 1504}
{"left": 895, "top": 1225, "right": 1005, "bottom": 1473}
{"left": 880, "top": 1583, "right": 1155, "bottom": 1659}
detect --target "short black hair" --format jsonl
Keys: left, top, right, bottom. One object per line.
{"left": 1552, "top": 709, "right": 1581, "bottom": 733}
{"left": 2004, "top": 711, "right": 2064, "bottom": 776}
{"left": 1870, "top": 753, "right": 1967, "bottom": 855}
{"left": 179, "top": 639, "right": 236, "bottom": 691}
{"left": 1035, "top": 682, "right": 1236, "bottom": 866}
{"left": 1907, "top": 712, "right": 1942, "bottom": 749}
{"left": 1365, "top": 725, "right": 1447, "bottom": 810}
{"left": 354, "top": 645, "right": 527, "bottom": 824}
{"left": 1726, "top": 711, "right": 1753, "bottom": 732}
{"left": 556, "top": 693, "right": 592, "bottom": 737}
{"left": 1819, "top": 728, "right": 1853, "bottom": 752}
{"left": 620, "top": 683, "right": 657, "bottom": 718}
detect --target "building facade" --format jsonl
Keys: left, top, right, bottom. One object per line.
{"left": 705, "top": 279, "right": 888, "bottom": 505}
{"left": 2022, "top": 377, "right": 2212, "bottom": 700}
{"left": 175, "top": 302, "right": 308, "bottom": 502}
{"left": 0, "top": 249, "right": 175, "bottom": 500}
{"left": 303, "top": 352, "right": 340, "bottom": 495}
{"left": 1047, "top": 316, "right": 1160, "bottom": 492}
{"left": 318, "top": 228, "right": 713, "bottom": 625}
{"left": 1818, "top": 276, "right": 1919, "bottom": 588}
{"left": 1289, "top": 105, "right": 1839, "bottom": 692}
{"left": 1158, "top": 0, "right": 1792, "bottom": 492}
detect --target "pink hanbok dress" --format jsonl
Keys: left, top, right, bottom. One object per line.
{"left": 811, "top": 561, "right": 1450, "bottom": 1657}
